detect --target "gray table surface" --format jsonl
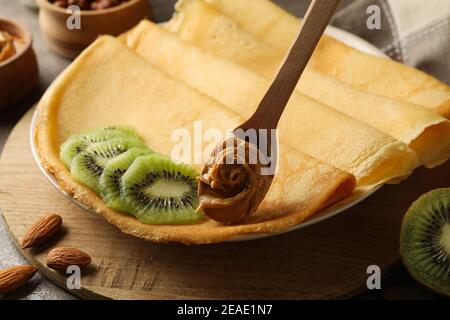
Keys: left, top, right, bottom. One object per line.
{"left": 0, "top": 0, "right": 441, "bottom": 300}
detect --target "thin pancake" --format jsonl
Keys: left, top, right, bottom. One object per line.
{"left": 36, "top": 36, "right": 356, "bottom": 244}
{"left": 162, "top": 8, "right": 450, "bottom": 168}
{"left": 125, "top": 21, "right": 419, "bottom": 186}
{"left": 201, "top": 0, "right": 450, "bottom": 118}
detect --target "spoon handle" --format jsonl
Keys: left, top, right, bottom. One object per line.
{"left": 237, "top": 0, "right": 340, "bottom": 131}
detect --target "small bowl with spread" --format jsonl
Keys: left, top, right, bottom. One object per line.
{"left": 37, "top": 0, "right": 153, "bottom": 58}
{"left": 0, "top": 18, "right": 39, "bottom": 111}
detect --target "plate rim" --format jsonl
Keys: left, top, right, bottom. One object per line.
{"left": 30, "top": 25, "right": 388, "bottom": 243}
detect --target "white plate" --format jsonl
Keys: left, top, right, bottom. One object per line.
{"left": 30, "top": 25, "right": 388, "bottom": 242}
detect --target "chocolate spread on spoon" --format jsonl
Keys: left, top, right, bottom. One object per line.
{"left": 197, "top": 136, "right": 273, "bottom": 224}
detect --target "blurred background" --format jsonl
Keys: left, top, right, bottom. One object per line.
{"left": 0, "top": 0, "right": 448, "bottom": 300}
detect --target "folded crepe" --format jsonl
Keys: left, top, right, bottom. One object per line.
{"left": 36, "top": 36, "right": 357, "bottom": 244}
{"left": 162, "top": 7, "right": 450, "bottom": 168}
{"left": 124, "top": 21, "right": 419, "bottom": 187}
{"left": 200, "top": 0, "right": 450, "bottom": 118}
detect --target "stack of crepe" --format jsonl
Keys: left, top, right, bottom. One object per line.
{"left": 36, "top": 0, "right": 450, "bottom": 244}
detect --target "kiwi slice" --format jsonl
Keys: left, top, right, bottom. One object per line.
{"left": 60, "top": 126, "right": 140, "bottom": 168}
{"left": 99, "top": 148, "right": 152, "bottom": 213}
{"left": 121, "top": 154, "right": 203, "bottom": 225}
{"left": 400, "top": 188, "right": 450, "bottom": 296}
{"left": 71, "top": 137, "right": 147, "bottom": 193}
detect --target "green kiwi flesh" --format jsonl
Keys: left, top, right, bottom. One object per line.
{"left": 60, "top": 126, "right": 140, "bottom": 168}
{"left": 400, "top": 188, "right": 450, "bottom": 297}
{"left": 70, "top": 137, "right": 147, "bottom": 193}
{"left": 99, "top": 148, "right": 152, "bottom": 213}
{"left": 121, "top": 154, "right": 203, "bottom": 225}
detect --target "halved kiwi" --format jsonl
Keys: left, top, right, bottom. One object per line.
{"left": 71, "top": 137, "right": 147, "bottom": 193}
{"left": 400, "top": 188, "right": 450, "bottom": 297}
{"left": 99, "top": 148, "right": 152, "bottom": 213}
{"left": 121, "top": 154, "right": 203, "bottom": 225}
{"left": 60, "top": 126, "right": 140, "bottom": 168}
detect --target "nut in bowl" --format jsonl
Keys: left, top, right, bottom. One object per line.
{"left": 36, "top": 0, "right": 152, "bottom": 58}
{"left": 0, "top": 18, "right": 38, "bottom": 111}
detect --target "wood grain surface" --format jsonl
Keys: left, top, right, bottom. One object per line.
{"left": 0, "top": 108, "right": 448, "bottom": 300}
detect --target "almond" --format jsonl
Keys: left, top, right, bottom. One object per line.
{"left": 47, "top": 247, "right": 92, "bottom": 270}
{"left": 21, "top": 214, "right": 63, "bottom": 249}
{"left": 0, "top": 265, "right": 38, "bottom": 294}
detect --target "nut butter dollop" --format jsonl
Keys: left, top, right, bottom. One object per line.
{"left": 197, "top": 136, "right": 273, "bottom": 224}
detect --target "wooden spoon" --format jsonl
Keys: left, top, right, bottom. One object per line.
{"left": 198, "top": 0, "right": 340, "bottom": 224}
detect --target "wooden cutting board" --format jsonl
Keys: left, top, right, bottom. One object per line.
{"left": 0, "top": 108, "right": 448, "bottom": 300}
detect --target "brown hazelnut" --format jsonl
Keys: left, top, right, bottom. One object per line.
{"left": 53, "top": 0, "right": 68, "bottom": 7}
{"left": 68, "top": 0, "right": 91, "bottom": 10}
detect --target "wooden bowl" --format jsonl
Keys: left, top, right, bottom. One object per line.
{"left": 37, "top": 0, "right": 152, "bottom": 59}
{"left": 0, "top": 18, "right": 39, "bottom": 111}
